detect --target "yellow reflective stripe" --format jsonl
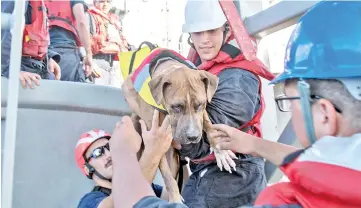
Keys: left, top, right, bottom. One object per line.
{"left": 138, "top": 76, "right": 166, "bottom": 111}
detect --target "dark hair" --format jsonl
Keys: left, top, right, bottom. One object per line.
{"left": 285, "top": 78, "right": 361, "bottom": 130}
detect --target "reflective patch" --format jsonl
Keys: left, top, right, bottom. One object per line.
{"left": 200, "top": 168, "right": 207, "bottom": 178}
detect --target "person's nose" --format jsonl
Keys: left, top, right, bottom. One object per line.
{"left": 104, "top": 148, "right": 111, "bottom": 156}
{"left": 200, "top": 32, "right": 211, "bottom": 43}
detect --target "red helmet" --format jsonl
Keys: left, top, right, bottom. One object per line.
{"left": 75, "top": 129, "right": 111, "bottom": 176}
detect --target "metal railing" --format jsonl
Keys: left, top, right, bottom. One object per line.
{"left": 2, "top": 1, "right": 26, "bottom": 207}
{"left": 245, "top": 0, "right": 321, "bottom": 38}
{"left": 1, "top": 0, "right": 322, "bottom": 206}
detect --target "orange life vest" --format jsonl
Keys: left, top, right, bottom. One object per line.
{"left": 189, "top": 41, "right": 275, "bottom": 163}
{"left": 255, "top": 135, "right": 361, "bottom": 208}
{"left": 22, "top": 0, "right": 50, "bottom": 60}
{"left": 44, "top": 0, "right": 81, "bottom": 46}
{"left": 88, "top": 7, "right": 129, "bottom": 55}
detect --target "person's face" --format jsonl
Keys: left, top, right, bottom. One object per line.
{"left": 94, "top": 0, "right": 112, "bottom": 14}
{"left": 284, "top": 82, "right": 340, "bottom": 147}
{"left": 84, "top": 138, "right": 113, "bottom": 180}
{"left": 190, "top": 27, "right": 224, "bottom": 62}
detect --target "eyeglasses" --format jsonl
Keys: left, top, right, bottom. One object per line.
{"left": 86, "top": 143, "right": 110, "bottom": 161}
{"left": 275, "top": 94, "right": 342, "bottom": 113}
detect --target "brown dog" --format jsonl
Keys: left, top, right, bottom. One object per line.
{"left": 122, "top": 59, "right": 236, "bottom": 202}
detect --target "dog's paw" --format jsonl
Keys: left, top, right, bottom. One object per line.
{"left": 213, "top": 148, "right": 237, "bottom": 173}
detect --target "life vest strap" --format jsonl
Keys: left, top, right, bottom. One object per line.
{"left": 129, "top": 41, "right": 158, "bottom": 75}
{"left": 92, "top": 186, "right": 111, "bottom": 195}
{"left": 48, "top": 15, "right": 80, "bottom": 38}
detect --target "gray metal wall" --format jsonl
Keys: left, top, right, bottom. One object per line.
{"left": 1, "top": 78, "right": 132, "bottom": 208}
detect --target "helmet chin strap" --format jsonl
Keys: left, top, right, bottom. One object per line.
{"left": 187, "top": 35, "right": 195, "bottom": 49}
{"left": 222, "top": 23, "right": 230, "bottom": 45}
{"left": 85, "top": 163, "right": 112, "bottom": 182}
{"left": 298, "top": 80, "right": 317, "bottom": 145}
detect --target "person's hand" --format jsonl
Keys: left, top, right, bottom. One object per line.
{"left": 48, "top": 58, "right": 61, "bottom": 80}
{"left": 91, "top": 69, "right": 101, "bottom": 78}
{"left": 139, "top": 110, "right": 172, "bottom": 157}
{"left": 110, "top": 116, "right": 142, "bottom": 154}
{"left": 211, "top": 124, "right": 258, "bottom": 155}
{"left": 19, "top": 71, "right": 41, "bottom": 89}
{"left": 90, "top": 62, "right": 101, "bottom": 78}
{"left": 172, "top": 140, "right": 182, "bottom": 150}
{"left": 83, "top": 53, "right": 93, "bottom": 77}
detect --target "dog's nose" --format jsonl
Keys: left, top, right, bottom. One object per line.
{"left": 186, "top": 122, "right": 200, "bottom": 142}
{"left": 187, "top": 136, "right": 199, "bottom": 142}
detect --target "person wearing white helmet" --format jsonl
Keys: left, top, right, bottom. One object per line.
{"left": 176, "top": 0, "right": 274, "bottom": 207}
{"left": 104, "top": 1, "right": 361, "bottom": 208}
{"left": 211, "top": 1, "right": 361, "bottom": 207}
{"left": 182, "top": 0, "right": 228, "bottom": 61}
{"left": 76, "top": 110, "right": 173, "bottom": 208}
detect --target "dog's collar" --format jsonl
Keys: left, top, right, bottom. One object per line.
{"left": 151, "top": 57, "right": 175, "bottom": 74}
{"left": 149, "top": 50, "right": 197, "bottom": 77}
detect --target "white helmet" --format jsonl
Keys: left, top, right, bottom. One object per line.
{"left": 182, "top": 0, "right": 227, "bottom": 33}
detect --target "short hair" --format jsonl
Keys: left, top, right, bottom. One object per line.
{"left": 285, "top": 78, "right": 361, "bottom": 130}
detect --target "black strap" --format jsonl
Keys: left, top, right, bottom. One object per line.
{"left": 187, "top": 36, "right": 194, "bottom": 49}
{"left": 22, "top": 57, "right": 47, "bottom": 69}
{"left": 128, "top": 41, "right": 158, "bottom": 75}
{"left": 175, "top": 150, "right": 188, "bottom": 193}
{"left": 88, "top": 13, "right": 95, "bottom": 36}
{"left": 220, "top": 43, "right": 241, "bottom": 59}
{"left": 85, "top": 163, "right": 111, "bottom": 182}
{"left": 221, "top": 23, "right": 230, "bottom": 45}
{"left": 178, "top": 164, "right": 183, "bottom": 193}
{"left": 281, "top": 149, "right": 306, "bottom": 166}
{"left": 139, "top": 41, "right": 157, "bottom": 51}
{"left": 92, "top": 186, "right": 112, "bottom": 195}
{"left": 149, "top": 50, "right": 197, "bottom": 74}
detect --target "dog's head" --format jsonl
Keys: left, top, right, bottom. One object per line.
{"left": 149, "top": 66, "right": 218, "bottom": 144}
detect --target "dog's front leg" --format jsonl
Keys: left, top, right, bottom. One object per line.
{"left": 159, "top": 155, "right": 183, "bottom": 203}
{"left": 203, "top": 111, "right": 237, "bottom": 173}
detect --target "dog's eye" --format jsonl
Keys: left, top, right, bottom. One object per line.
{"left": 195, "top": 104, "right": 204, "bottom": 111}
{"left": 172, "top": 105, "right": 183, "bottom": 113}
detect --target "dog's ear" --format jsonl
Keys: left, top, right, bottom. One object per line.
{"left": 149, "top": 75, "right": 171, "bottom": 105}
{"left": 199, "top": 71, "right": 219, "bottom": 102}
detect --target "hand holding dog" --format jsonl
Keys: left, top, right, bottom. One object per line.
{"left": 211, "top": 124, "right": 258, "bottom": 155}
{"left": 140, "top": 110, "right": 173, "bottom": 157}
{"left": 110, "top": 116, "right": 143, "bottom": 154}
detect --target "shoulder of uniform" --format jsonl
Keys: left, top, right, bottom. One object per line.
{"left": 220, "top": 68, "right": 259, "bottom": 81}
{"left": 78, "top": 191, "right": 108, "bottom": 206}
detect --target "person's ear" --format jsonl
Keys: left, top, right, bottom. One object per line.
{"left": 83, "top": 165, "right": 90, "bottom": 176}
{"left": 313, "top": 99, "right": 338, "bottom": 137}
